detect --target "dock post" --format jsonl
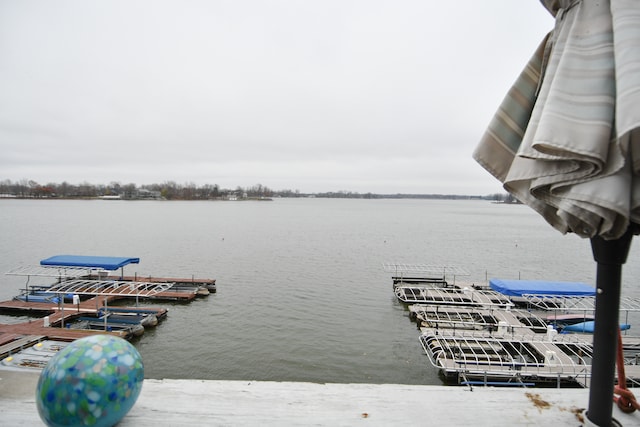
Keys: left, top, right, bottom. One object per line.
{"left": 104, "top": 298, "right": 109, "bottom": 331}
{"left": 59, "top": 294, "right": 64, "bottom": 328}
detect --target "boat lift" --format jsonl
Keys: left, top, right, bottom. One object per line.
{"left": 395, "top": 285, "right": 514, "bottom": 309}
{"left": 382, "top": 263, "right": 470, "bottom": 286}
{"left": 5, "top": 265, "right": 109, "bottom": 307}
{"left": 409, "top": 305, "right": 549, "bottom": 334}
{"left": 420, "top": 328, "right": 596, "bottom": 388}
{"left": 43, "top": 279, "right": 174, "bottom": 330}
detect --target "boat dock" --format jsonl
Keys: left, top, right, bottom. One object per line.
{"left": 385, "top": 263, "right": 640, "bottom": 389}
{"left": 0, "top": 255, "right": 215, "bottom": 361}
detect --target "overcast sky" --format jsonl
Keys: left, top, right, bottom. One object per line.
{"left": 0, "top": 1, "right": 553, "bottom": 195}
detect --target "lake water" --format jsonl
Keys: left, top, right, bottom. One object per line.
{"left": 1, "top": 198, "right": 640, "bottom": 384}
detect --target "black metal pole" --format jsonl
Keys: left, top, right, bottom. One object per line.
{"left": 587, "top": 228, "right": 634, "bottom": 426}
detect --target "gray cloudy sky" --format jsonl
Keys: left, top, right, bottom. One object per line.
{"left": 0, "top": 1, "right": 553, "bottom": 194}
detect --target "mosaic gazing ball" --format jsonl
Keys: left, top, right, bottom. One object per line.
{"left": 36, "top": 335, "right": 144, "bottom": 427}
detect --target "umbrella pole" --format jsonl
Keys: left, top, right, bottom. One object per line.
{"left": 588, "top": 228, "right": 634, "bottom": 426}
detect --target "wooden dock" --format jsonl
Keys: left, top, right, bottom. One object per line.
{"left": 0, "top": 294, "right": 169, "bottom": 345}
{"left": 3, "top": 370, "right": 639, "bottom": 426}
{"left": 0, "top": 265, "right": 215, "bottom": 350}
{"left": 0, "top": 256, "right": 217, "bottom": 373}
{"left": 0, "top": 321, "right": 127, "bottom": 346}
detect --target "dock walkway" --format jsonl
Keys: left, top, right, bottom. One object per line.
{"left": 3, "top": 370, "right": 638, "bottom": 426}
{"left": 0, "top": 321, "right": 128, "bottom": 342}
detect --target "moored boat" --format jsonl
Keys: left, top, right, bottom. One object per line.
{"left": 13, "top": 291, "right": 62, "bottom": 304}
{"left": 71, "top": 317, "right": 145, "bottom": 338}
{"left": 545, "top": 313, "right": 595, "bottom": 328}
{"left": 97, "top": 307, "right": 161, "bottom": 327}
{"left": 488, "top": 279, "right": 596, "bottom": 309}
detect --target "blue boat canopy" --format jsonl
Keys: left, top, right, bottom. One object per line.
{"left": 561, "top": 321, "right": 630, "bottom": 333}
{"left": 489, "top": 279, "right": 596, "bottom": 297}
{"left": 40, "top": 255, "right": 140, "bottom": 271}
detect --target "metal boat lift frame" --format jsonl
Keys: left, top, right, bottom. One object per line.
{"left": 420, "top": 329, "right": 595, "bottom": 387}
{"left": 409, "top": 305, "right": 549, "bottom": 334}
{"left": 6, "top": 265, "right": 173, "bottom": 329}
{"left": 43, "top": 279, "right": 174, "bottom": 329}
{"left": 382, "top": 263, "right": 470, "bottom": 286}
{"left": 395, "top": 286, "right": 514, "bottom": 309}
{"left": 5, "top": 265, "right": 106, "bottom": 283}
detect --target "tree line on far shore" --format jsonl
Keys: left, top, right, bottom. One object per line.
{"left": 0, "top": 178, "right": 512, "bottom": 201}
{"left": 0, "top": 179, "right": 285, "bottom": 200}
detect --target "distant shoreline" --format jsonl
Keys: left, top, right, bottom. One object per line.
{"left": 0, "top": 194, "right": 508, "bottom": 201}
{"left": 0, "top": 179, "right": 510, "bottom": 201}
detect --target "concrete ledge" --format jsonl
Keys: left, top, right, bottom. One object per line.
{"left": 1, "top": 371, "right": 638, "bottom": 426}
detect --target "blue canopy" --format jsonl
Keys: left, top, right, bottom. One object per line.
{"left": 561, "top": 321, "right": 630, "bottom": 334}
{"left": 40, "top": 255, "right": 140, "bottom": 271}
{"left": 489, "top": 279, "right": 596, "bottom": 297}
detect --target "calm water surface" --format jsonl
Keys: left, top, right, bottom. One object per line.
{"left": 1, "top": 198, "right": 640, "bottom": 384}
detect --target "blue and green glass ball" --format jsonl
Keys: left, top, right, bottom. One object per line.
{"left": 36, "top": 335, "right": 144, "bottom": 427}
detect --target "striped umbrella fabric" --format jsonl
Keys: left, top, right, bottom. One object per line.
{"left": 473, "top": 1, "right": 640, "bottom": 424}
{"left": 473, "top": 0, "right": 640, "bottom": 240}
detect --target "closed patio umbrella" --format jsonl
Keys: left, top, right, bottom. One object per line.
{"left": 473, "top": 1, "right": 640, "bottom": 425}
